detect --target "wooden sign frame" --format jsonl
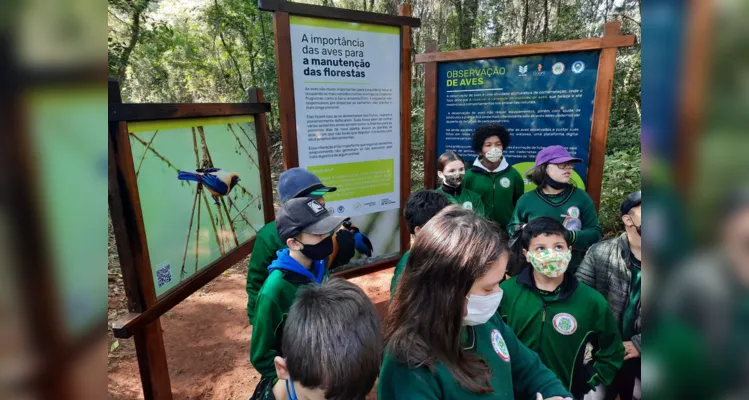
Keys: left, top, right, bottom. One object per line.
{"left": 416, "top": 21, "right": 636, "bottom": 210}
{"left": 108, "top": 79, "right": 274, "bottom": 400}
{"left": 259, "top": 0, "right": 420, "bottom": 278}
{"left": 0, "top": 63, "right": 109, "bottom": 399}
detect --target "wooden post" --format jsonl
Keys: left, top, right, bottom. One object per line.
{"left": 272, "top": 9, "right": 299, "bottom": 170}
{"left": 423, "top": 40, "right": 438, "bottom": 190}
{"left": 249, "top": 88, "right": 277, "bottom": 223}
{"left": 2, "top": 65, "right": 73, "bottom": 400}
{"left": 108, "top": 80, "right": 173, "bottom": 400}
{"left": 399, "top": 3, "right": 413, "bottom": 255}
{"left": 676, "top": 0, "right": 714, "bottom": 195}
{"left": 587, "top": 21, "right": 621, "bottom": 210}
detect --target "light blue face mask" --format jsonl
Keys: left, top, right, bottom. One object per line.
{"left": 285, "top": 378, "right": 298, "bottom": 400}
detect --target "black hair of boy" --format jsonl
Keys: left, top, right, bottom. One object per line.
{"left": 471, "top": 124, "right": 511, "bottom": 153}
{"left": 508, "top": 217, "right": 571, "bottom": 276}
{"left": 282, "top": 278, "right": 382, "bottom": 400}
{"left": 404, "top": 190, "right": 451, "bottom": 235}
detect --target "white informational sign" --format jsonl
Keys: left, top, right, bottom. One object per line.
{"left": 289, "top": 16, "right": 401, "bottom": 218}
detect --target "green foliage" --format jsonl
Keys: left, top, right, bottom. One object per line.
{"left": 606, "top": 124, "right": 641, "bottom": 155}
{"left": 599, "top": 149, "right": 641, "bottom": 237}
{"left": 109, "top": 0, "right": 641, "bottom": 181}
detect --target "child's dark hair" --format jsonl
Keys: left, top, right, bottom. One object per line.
{"left": 437, "top": 151, "right": 465, "bottom": 172}
{"left": 471, "top": 124, "right": 511, "bottom": 153}
{"left": 282, "top": 278, "right": 382, "bottom": 400}
{"left": 507, "top": 217, "right": 570, "bottom": 276}
{"left": 526, "top": 164, "right": 578, "bottom": 188}
{"left": 526, "top": 164, "right": 548, "bottom": 187}
{"left": 404, "top": 190, "right": 451, "bottom": 235}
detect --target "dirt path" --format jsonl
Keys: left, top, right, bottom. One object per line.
{"left": 108, "top": 258, "right": 394, "bottom": 400}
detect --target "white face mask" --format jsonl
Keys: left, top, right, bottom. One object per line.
{"left": 484, "top": 147, "right": 503, "bottom": 163}
{"left": 463, "top": 289, "right": 503, "bottom": 326}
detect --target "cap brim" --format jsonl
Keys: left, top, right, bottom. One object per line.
{"left": 547, "top": 157, "right": 583, "bottom": 164}
{"left": 302, "top": 215, "right": 345, "bottom": 235}
{"left": 308, "top": 186, "right": 336, "bottom": 198}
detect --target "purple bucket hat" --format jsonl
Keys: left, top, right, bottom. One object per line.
{"left": 527, "top": 145, "right": 583, "bottom": 173}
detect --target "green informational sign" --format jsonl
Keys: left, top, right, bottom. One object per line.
{"left": 289, "top": 15, "right": 403, "bottom": 269}
{"left": 29, "top": 86, "right": 108, "bottom": 338}
{"left": 128, "top": 116, "right": 265, "bottom": 297}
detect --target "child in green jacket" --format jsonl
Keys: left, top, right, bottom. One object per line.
{"left": 379, "top": 206, "right": 572, "bottom": 400}
{"left": 246, "top": 168, "right": 363, "bottom": 325}
{"left": 252, "top": 279, "right": 383, "bottom": 400}
{"left": 507, "top": 146, "right": 602, "bottom": 274}
{"left": 464, "top": 124, "right": 525, "bottom": 229}
{"left": 500, "top": 217, "right": 624, "bottom": 399}
{"left": 249, "top": 196, "right": 345, "bottom": 398}
{"left": 436, "top": 151, "right": 485, "bottom": 215}
{"left": 389, "top": 190, "right": 450, "bottom": 297}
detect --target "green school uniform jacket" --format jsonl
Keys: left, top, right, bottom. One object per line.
{"left": 389, "top": 251, "right": 410, "bottom": 298}
{"left": 377, "top": 314, "right": 572, "bottom": 400}
{"left": 464, "top": 158, "right": 525, "bottom": 229}
{"left": 436, "top": 185, "right": 486, "bottom": 216}
{"left": 246, "top": 221, "right": 287, "bottom": 325}
{"left": 507, "top": 186, "right": 602, "bottom": 274}
{"left": 499, "top": 268, "right": 624, "bottom": 398}
{"left": 250, "top": 251, "right": 328, "bottom": 380}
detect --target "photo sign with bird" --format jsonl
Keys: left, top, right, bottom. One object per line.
{"left": 128, "top": 115, "right": 265, "bottom": 296}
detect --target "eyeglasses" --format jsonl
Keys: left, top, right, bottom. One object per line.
{"left": 551, "top": 162, "right": 574, "bottom": 170}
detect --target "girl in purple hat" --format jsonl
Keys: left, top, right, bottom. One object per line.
{"left": 506, "top": 146, "right": 602, "bottom": 275}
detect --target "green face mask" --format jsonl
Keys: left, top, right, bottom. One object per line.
{"left": 526, "top": 249, "right": 572, "bottom": 278}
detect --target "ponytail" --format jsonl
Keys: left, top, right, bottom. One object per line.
{"left": 506, "top": 225, "right": 530, "bottom": 277}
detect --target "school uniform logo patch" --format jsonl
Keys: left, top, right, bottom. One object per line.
{"left": 552, "top": 313, "right": 578, "bottom": 335}
{"left": 462, "top": 201, "right": 474, "bottom": 210}
{"left": 566, "top": 207, "right": 580, "bottom": 219}
{"left": 500, "top": 177, "right": 511, "bottom": 188}
{"left": 491, "top": 329, "right": 510, "bottom": 362}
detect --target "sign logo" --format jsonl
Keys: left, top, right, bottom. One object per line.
{"left": 537, "top": 64, "right": 543, "bottom": 72}
{"left": 337, "top": 205, "right": 345, "bottom": 214}
{"left": 567, "top": 206, "right": 580, "bottom": 219}
{"left": 462, "top": 201, "right": 473, "bottom": 210}
{"left": 354, "top": 202, "right": 361, "bottom": 210}
{"left": 326, "top": 206, "right": 335, "bottom": 215}
{"left": 491, "top": 329, "right": 511, "bottom": 361}
{"left": 500, "top": 177, "right": 511, "bottom": 188}
{"left": 552, "top": 313, "right": 578, "bottom": 335}
{"left": 306, "top": 200, "right": 326, "bottom": 215}
{"left": 572, "top": 61, "right": 585, "bottom": 74}
{"left": 518, "top": 65, "right": 528, "bottom": 76}
{"left": 552, "top": 62, "right": 565, "bottom": 75}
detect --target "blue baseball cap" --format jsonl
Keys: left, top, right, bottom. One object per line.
{"left": 277, "top": 168, "right": 337, "bottom": 203}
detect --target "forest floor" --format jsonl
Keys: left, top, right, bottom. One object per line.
{"left": 107, "top": 252, "right": 393, "bottom": 400}
{"left": 108, "top": 164, "right": 396, "bottom": 399}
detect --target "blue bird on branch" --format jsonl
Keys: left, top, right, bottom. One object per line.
{"left": 177, "top": 168, "right": 241, "bottom": 205}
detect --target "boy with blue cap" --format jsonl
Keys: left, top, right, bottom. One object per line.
{"left": 250, "top": 196, "right": 346, "bottom": 398}
{"left": 246, "top": 168, "right": 369, "bottom": 325}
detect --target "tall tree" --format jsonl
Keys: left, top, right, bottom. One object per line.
{"left": 109, "top": 0, "right": 153, "bottom": 81}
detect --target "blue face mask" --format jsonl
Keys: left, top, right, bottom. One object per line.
{"left": 286, "top": 378, "right": 298, "bottom": 400}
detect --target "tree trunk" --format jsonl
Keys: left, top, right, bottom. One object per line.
{"left": 544, "top": 0, "right": 549, "bottom": 41}
{"left": 460, "top": 0, "right": 479, "bottom": 49}
{"left": 219, "top": 29, "right": 246, "bottom": 95}
{"left": 521, "top": 0, "right": 530, "bottom": 44}
{"left": 116, "top": 0, "right": 150, "bottom": 82}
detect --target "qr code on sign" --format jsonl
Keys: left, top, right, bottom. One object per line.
{"left": 156, "top": 263, "right": 172, "bottom": 288}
